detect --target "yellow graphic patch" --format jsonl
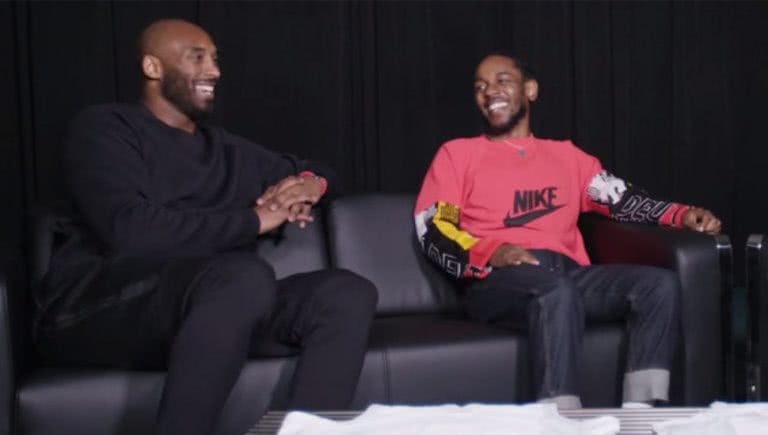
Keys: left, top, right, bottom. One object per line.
{"left": 435, "top": 202, "right": 460, "bottom": 225}
{"left": 433, "top": 202, "right": 477, "bottom": 250}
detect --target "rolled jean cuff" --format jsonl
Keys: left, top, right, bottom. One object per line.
{"left": 622, "top": 368, "right": 669, "bottom": 403}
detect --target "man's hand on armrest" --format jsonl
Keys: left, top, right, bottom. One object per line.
{"left": 680, "top": 207, "right": 722, "bottom": 235}
{"left": 579, "top": 213, "right": 727, "bottom": 269}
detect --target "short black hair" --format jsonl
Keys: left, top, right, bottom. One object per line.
{"left": 479, "top": 50, "right": 536, "bottom": 81}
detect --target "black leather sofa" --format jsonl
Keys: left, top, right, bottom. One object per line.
{"left": 1, "top": 193, "right": 731, "bottom": 435}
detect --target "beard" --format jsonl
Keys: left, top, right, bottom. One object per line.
{"left": 482, "top": 104, "right": 527, "bottom": 137}
{"left": 161, "top": 67, "right": 215, "bottom": 121}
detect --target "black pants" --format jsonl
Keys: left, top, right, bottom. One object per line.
{"left": 37, "top": 252, "right": 378, "bottom": 435}
{"left": 464, "top": 250, "right": 680, "bottom": 404}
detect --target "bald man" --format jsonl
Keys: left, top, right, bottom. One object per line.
{"left": 35, "top": 19, "right": 377, "bottom": 435}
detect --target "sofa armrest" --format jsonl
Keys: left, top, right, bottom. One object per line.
{"left": 746, "top": 234, "right": 768, "bottom": 401}
{"left": 0, "top": 245, "right": 24, "bottom": 435}
{"left": 579, "top": 213, "right": 731, "bottom": 405}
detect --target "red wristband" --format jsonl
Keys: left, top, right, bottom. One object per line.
{"left": 670, "top": 205, "right": 691, "bottom": 228}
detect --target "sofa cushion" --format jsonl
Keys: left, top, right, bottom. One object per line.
{"left": 350, "top": 316, "right": 626, "bottom": 407}
{"left": 17, "top": 359, "right": 295, "bottom": 435}
{"left": 358, "top": 316, "right": 527, "bottom": 404}
{"left": 328, "top": 194, "right": 460, "bottom": 316}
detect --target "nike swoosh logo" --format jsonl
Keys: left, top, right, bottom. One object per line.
{"left": 503, "top": 205, "right": 565, "bottom": 227}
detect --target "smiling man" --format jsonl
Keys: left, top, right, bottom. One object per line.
{"left": 414, "top": 53, "right": 721, "bottom": 409}
{"left": 139, "top": 19, "right": 219, "bottom": 131}
{"left": 35, "top": 19, "right": 378, "bottom": 435}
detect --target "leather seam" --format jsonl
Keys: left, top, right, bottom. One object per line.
{"left": 383, "top": 347, "right": 392, "bottom": 403}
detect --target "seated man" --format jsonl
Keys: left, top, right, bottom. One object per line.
{"left": 414, "top": 52, "right": 721, "bottom": 409}
{"left": 34, "top": 19, "right": 378, "bottom": 435}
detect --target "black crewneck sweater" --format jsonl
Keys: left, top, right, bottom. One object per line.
{"left": 37, "top": 103, "right": 334, "bottom": 329}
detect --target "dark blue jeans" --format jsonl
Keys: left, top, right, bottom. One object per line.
{"left": 464, "top": 250, "right": 680, "bottom": 404}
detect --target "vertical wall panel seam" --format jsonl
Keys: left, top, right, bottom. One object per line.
{"left": 568, "top": 0, "right": 577, "bottom": 141}
{"left": 11, "top": 0, "right": 36, "bottom": 215}
{"left": 109, "top": 0, "right": 120, "bottom": 102}
{"left": 668, "top": 0, "right": 676, "bottom": 197}
{"left": 607, "top": 1, "right": 617, "bottom": 171}
{"left": 425, "top": 3, "right": 437, "bottom": 178}
{"left": 370, "top": 0, "right": 381, "bottom": 191}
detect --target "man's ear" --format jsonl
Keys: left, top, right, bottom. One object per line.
{"left": 141, "top": 55, "right": 163, "bottom": 80}
{"left": 524, "top": 79, "right": 539, "bottom": 102}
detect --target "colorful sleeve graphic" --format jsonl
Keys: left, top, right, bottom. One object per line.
{"left": 585, "top": 170, "right": 689, "bottom": 227}
{"left": 415, "top": 201, "right": 497, "bottom": 279}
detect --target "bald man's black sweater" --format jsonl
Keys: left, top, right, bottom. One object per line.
{"left": 37, "top": 103, "right": 333, "bottom": 329}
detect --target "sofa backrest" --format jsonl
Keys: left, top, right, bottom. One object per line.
{"left": 28, "top": 195, "right": 459, "bottom": 321}
{"left": 28, "top": 202, "right": 73, "bottom": 290}
{"left": 29, "top": 203, "right": 328, "bottom": 285}
{"left": 327, "top": 194, "right": 461, "bottom": 316}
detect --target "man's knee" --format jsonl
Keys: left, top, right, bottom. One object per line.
{"left": 529, "top": 276, "right": 583, "bottom": 323}
{"left": 638, "top": 268, "right": 680, "bottom": 310}
{"left": 534, "top": 276, "right": 580, "bottom": 305}
{"left": 307, "top": 269, "right": 378, "bottom": 318}
{"left": 191, "top": 252, "right": 277, "bottom": 314}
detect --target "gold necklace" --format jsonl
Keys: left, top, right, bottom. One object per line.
{"left": 503, "top": 140, "right": 526, "bottom": 157}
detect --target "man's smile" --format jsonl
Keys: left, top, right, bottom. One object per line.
{"left": 487, "top": 100, "right": 509, "bottom": 112}
{"left": 194, "top": 81, "right": 216, "bottom": 97}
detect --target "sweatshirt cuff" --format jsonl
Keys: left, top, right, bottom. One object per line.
{"left": 467, "top": 237, "right": 504, "bottom": 278}
{"left": 241, "top": 208, "right": 263, "bottom": 238}
{"left": 659, "top": 203, "right": 691, "bottom": 228}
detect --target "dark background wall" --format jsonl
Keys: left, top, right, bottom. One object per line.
{"left": 2, "top": 0, "right": 767, "bottom": 283}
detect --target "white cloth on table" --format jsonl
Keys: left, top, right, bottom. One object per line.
{"left": 277, "top": 403, "right": 619, "bottom": 435}
{"left": 653, "top": 402, "right": 768, "bottom": 435}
